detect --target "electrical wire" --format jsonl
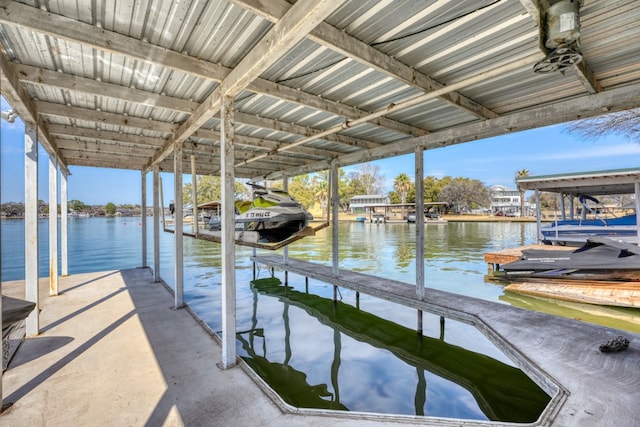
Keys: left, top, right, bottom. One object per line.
{"left": 272, "top": 0, "right": 503, "bottom": 85}
{"left": 370, "top": 0, "right": 502, "bottom": 47}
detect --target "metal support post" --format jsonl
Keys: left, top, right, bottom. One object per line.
{"left": 49, "top": 156, "right": 58, "bottom": 296}
{"left": 283, "top": 175, "right": 288, "bottom": 266}
{"left": 331, "top": 161, "right": 339, "bottom": 277}
{"left": 25, "top": 125, "right": 39, "bottom": 336}
{"left": 635, "top": 183, "right": 640, "bottom": 246}
{"left": 415, "top": 147, "right": 425, "bottom": 300}
{"left": 61, "top": 171, "right": 68, "bottom": 276}
{"left": 174, "top": 142, "right": 184, "bottom": 308}
{"left": 535, "top": 190, "right": 542, "bottom": 243}
{"left": 153, "top": 165, "right": 161, "bottom": 282}
{"left": 141, "top": 170, "right": 147, "bottom": 268}
{"left": 191, "top": 155, "right": 199, "bottom": 236}
{"left": 221, "top": 94, "right": 237, "bottom": 368}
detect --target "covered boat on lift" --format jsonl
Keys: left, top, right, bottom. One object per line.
{"left": 208, "top": 185, "right": 313, "bottom": 243}
{"left": 541, "top": 195, "right": 638, "bottom": 245}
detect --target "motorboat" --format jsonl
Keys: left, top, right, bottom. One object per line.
{"left": 208, "top": 185, "right": 312, "bottom": 243}
{"left": 541, "top": 195, "right": 638, "bottom": 245}
{"left": 371, "top": 213, "right": 385, "bottom": 223}
{"left": 541, "top": 214, "right": 638, "bottom": 245}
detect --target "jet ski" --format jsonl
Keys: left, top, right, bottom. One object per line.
{"left": 502, "top": 236, "right": 640, "bottom": 280}
{"left": 208, "top": 184, "right": 313, "bottom": 243}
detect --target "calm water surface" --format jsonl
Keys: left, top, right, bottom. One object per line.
{"left": 3, "top": 218, "right": 639, "bottom": 420}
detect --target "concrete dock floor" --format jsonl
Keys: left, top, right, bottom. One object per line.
{"left": 2, "top": 266, "right": 640, "bottom": 426}
{"left": 1, "top": 269, "right": 416, "bottom": 427}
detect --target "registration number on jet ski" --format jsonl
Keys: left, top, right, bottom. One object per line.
{"left": 247, "top": 211, "right": 271, "bottom": 218}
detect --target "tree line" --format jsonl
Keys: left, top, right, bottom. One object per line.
{"left": 181, "top": 163, "right": 493, "bottom": 214}
{"left": 0, "top": 200, "right": 140, "bottom": 217}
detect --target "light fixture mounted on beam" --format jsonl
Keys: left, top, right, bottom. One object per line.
{"left": 533, "top": 0, "right": 583, "bottom": 74}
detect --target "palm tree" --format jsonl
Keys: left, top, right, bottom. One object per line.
{"left": 515, "top": 169, "right": 530, "bottom": 217}
{"left": 393, "top": 173, "right": 412, "bottom": 219}
{"left": 314, "top": 178, "right": 329, "bottom": 217}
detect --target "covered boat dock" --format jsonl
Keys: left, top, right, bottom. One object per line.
{"left": 2, "top": 0, "right": 640, "bottom": 425}
{"left": 516, "top": 168, "right": 640, "bottom": 245}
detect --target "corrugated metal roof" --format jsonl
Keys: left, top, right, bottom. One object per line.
{"left": 517, "top": 167, "right": 640, "bottom": 196}
{"left": 1, "top": 0, "right": 639, "bottom": 179}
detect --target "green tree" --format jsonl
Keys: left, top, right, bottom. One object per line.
{"left": 183, "top": 176, "right": 249, "bottom": 206}
{"left": 439, "top": 178, "right": 490, "bottom": 213}
{"left": 69, "top": 199, "right": 87, "bottom": 212}
{"left": 515, "top": 169, "right": 530, "bottom": 216}
{"left": 393, "top": 173, "right": 413, "bottom": 218}
{"left": 343, "top": 171, "right": 367, "bottom": 208}
{"left": 287, "top": 175, "right": 315, "bottom": 209}
{"left": 423, "top": 176, "right": 451, "bottom": 203}
{"left": 313, "top": 175, "right": 329, "bottom": 217}
{"left": 105, "top": 202, "right": 116, "bottom": 216}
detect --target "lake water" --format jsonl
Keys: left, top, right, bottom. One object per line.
{"left": 3, "top": 217, "right": 640, "bottom": 421}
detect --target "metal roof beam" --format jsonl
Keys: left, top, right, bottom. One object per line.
{"left": 19, "top": 65, "right": 367, "bottom": 154}
{"left": 36, "top": 101, "right": 177, "bottom": 135}
{"left": 67, "top": 158, "right": 145, "bottom": 171}
{"left": 266, "top": 82, "right": 640, "bottom": 179}
{"left": 230, "top": 0, "right": 498, "bottom": 120}
{"left": 48, "top": 125, "right": 167, "bottom": 147}
{"left": 0, "top": 51, "right": 69, "bottom": 173}
{"left": 191, "top": 129, "right": 342, "bottom": 159}
{"left": 56, "top": 139, "right": 159, "bottom": 157}
{"left": 15, "top": 65, "right": 196, "bottom": 115}
{"left": 0, "top": 2, "right": 416, "bottom": 156}
{"left": 239, "top": 54, "right": 540, "bottom": 169}
{"left": 234, "top": 111, "right": 379, "bottom": 150}
{"left": 148, "top": 0, "right": 347, "bottom": 170}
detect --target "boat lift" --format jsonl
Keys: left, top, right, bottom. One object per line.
{"left": 160, "top": 176, "right": 328, "bottom": 250}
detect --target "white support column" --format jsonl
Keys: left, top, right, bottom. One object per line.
{"left": 331, "top": 161, "right": 339, "bottom": 277}
{"left": 49, "top": 156, "right": 58, "bottom": 296}
{"left": 25, "top": 125, "right": 39, "bottom": 336}
{"left": 559, "top": 193, "right": 566, "bottom": 221}
{"left": 535, "top": 189, "right": 542, "bottom": 244}
{"left": 153, "top": 165, "right": 161, "bottom": 282}
{"left": 61, "top": 170, "right": 68, "bottom": 276}
{"left": 1, "top": 107, "right": 3, "bottom": 407}
{"left": 635, "top": 182, "right": 640, "bottom": 246}
{"left": 141, "top": 171, "right": 148, "bottom": 268}
{"left": 283, "top": 175, "right": 288, "bottom": 265}
{"left": 415, "top": 147, "right": 425, "bottom": 300}
{"left": 191, "top": 155, "right": 199, "bottom": 236}
{"left": 569, "top": 196, "right": 575, "bottom": 220}
{"left": 221, "top": 94, "right": 237, "bottom": 368}
{"left": 174, "top": 143, "right": 184, "bottom": 308}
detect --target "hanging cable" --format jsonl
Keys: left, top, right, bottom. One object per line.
{"left": 270, "top": 0, "right": 503, "bottom": 86}
{"left": 371, "top": 0, "right": 503, "bottom": 47}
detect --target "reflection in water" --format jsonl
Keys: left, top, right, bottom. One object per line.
{"left": 240, "top": 277, "right": 550, "bottom": 422}
{"left": 238, "top": 277, "right": 347, "bottom": 410}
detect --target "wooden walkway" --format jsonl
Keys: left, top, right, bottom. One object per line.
{"left": 252, "top": 254, "right": 640, "bottom": 426}
{"left": 505, "top": 279, "right": 640, "bottom": 308}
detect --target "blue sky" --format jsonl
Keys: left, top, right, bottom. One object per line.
{"left": 2, "top": 96, "right": 640, "bottom": 205}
